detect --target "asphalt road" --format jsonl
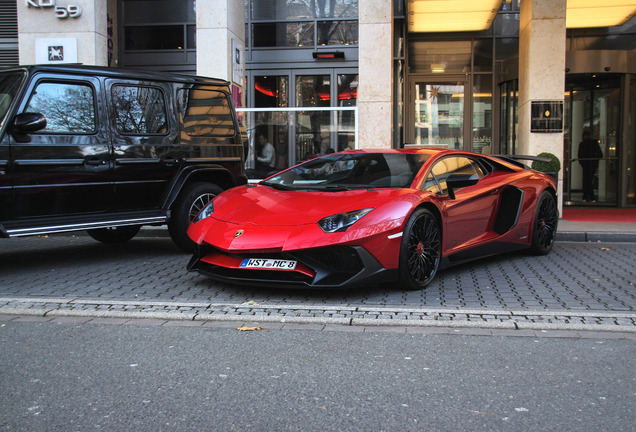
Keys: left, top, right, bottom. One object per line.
{"left": 1, "top": 319, "right": 634, "bottom": 432}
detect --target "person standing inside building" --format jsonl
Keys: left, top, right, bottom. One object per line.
{"left": 256, "top": 132, "right": 276, "bottom": 177}
{"left": 578, "top": 129, "right": 603, "bottom": 202}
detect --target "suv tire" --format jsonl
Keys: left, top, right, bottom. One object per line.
{"left": 87, "top": 225, "right": 142, "bottom": 243}
{"left": 169, "top": 182, "right": 222, "bottom": 252}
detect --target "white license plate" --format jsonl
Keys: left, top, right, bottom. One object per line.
{"left": 240, "top": 258, "right": 297, "bottom": 270}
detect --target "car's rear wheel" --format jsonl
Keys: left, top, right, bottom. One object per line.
{"left": 398, "top": 208, "right": 441, "bottom": 290}
{"left": 169, "top": 182, "right": 222, "bottom": 252}
{"left": 87, "top": 225, "right": 141, "bottom": 243}
{"left": 530, "top": 190, "right": 558, "bottom": 255}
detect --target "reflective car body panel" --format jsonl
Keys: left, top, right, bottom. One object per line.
{"left": 187, "top": 149, "right": 558, "bottom": 288}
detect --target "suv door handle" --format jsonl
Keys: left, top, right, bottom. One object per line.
{"left": 85, "top": 157, "right": 106, "bottom": 166}
{"left": 161, "top": 156, "right": 179, "bottom": 165}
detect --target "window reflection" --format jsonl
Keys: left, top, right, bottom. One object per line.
{"left": 112, "top": 86, "right": 167, "bottom": 135}
{"left": 25, "top": 82, "right": 95, "bottom": 133}
{"left": 177, "top": 87, "right": 235, "bottom": 137}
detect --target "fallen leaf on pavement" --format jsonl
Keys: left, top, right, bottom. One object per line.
{"left": 237, "top": 326, "right": 268, "bottom": 332}
{"left": 242, "top": 300, "right": 260, "bottom": 306}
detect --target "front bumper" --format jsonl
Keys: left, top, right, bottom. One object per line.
{"left": 187, "top": 244, "right": 396, "bottom": 289}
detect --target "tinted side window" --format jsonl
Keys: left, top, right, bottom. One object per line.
{"left": 177, "top": 87, "right": 235, "bottom": 137}
{"left": 112, "top": 85, "right": 168, "bottom": 135}
{"left": 24, "top": 81, "right": 96, "bottom": 133}
{"left": 423, "top": 156, "right": 485, "bottom": 196}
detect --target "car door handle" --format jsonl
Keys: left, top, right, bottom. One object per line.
{"left": 161, "top": 156, "right": 179, "bottom": 165}
{"left": 85, "top": 157, "right": 106, "bottom": 166}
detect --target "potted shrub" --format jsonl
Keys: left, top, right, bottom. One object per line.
{"left": 531, "top": 152, "right": 561, "bottom": 180}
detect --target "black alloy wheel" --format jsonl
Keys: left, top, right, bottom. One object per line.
{"left": 169, "top": 182, "right": 222, "bottom": 252}
{"left": 398, "top": 208, "right": 441, "bottom": 290}
{"left": 530, "top": 190, "right": 558, "bottom": 255}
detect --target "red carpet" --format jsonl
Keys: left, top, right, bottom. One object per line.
{"left": 562, "top": 208, "right": 636, "bottom": 223}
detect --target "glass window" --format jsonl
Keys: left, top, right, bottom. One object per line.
{"left": 252, "top": 22, "right": 314, "bottom": 47}
{"left": 254, "top": 76, "right": 289, "bottom": 107}
{"left": 423, "top": 157, "right": 484, "bottom": 196}
{"left": 473, "top": 74, "right": 493, "bottom": 154}
{"left": 0, "top": 71, "right": 24, "bottom": 126}
{"left": 121, "top": 0, "right": 195, "bottom": 23}
{"left": 408, "top": 41, "right": 471, "bottom": 74}
{"left": 262, "top": 152, "right": 429, "bottom": 190}
{"left": 413, "top": 82, "right": 464, "bottom": 148}
{"left": 337, "top": 74, "right": 357, "bottom": 151}
{"left": 112, "top": 85, "right": 167, "bottom": 135}
{"left": 296, "top": 75, "right": 331, "bottom": 158}
{"left": 177, "top": 87, "right": 235, "bottom": 137}
{"left": 251, "top": 0, "right": 358, "bottom": 20}
{"left": 24, "top": 81, "right": 96, "bottom": 133}
{"left": 473, "top": 39, "right": 492, "bottom": 72}
{"left": 296, "top": 75, "right": 330, "bottom": 107}
{"left": 125, "top": 25, "right": 184, "bottom": 50}
{"left": 628, "top": 75, "right": 636, "bottom": 205}
{"left": 317, "top": 21, "right": 358, "bottom": 45}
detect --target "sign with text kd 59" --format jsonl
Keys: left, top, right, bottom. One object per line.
{"left": 25, "top": 0, "right": 83, "bottom": 19}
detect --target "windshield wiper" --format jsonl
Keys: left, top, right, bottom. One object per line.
{"left": 260, "top": 181, "right": 295, "bottom": 191}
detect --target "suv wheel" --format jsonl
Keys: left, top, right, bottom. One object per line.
{"left": 169, "top": 182, "right": 222, "bottom": 252}
{"left": 87, "top": 225, "right": 141, "bottom": 243}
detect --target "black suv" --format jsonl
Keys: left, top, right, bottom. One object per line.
{"left": 0, "top": 65, "right": 247, "bottom": 251}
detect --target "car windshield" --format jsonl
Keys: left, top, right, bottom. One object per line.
{"left": 262, "top": 152, "right": 430, "bottom": 191}
{"left": 0, "top": 71, "right": 26, "bottom": 127}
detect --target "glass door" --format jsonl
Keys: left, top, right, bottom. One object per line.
{"left": 407, "top": 76, "right": 467, "bottom": 150}
{"left": 564, "top": 74, "right": 621, "bottom": 206}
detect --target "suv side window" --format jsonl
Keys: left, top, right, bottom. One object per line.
{"left": 24, "top": 81, "right": 96, "bottom": 133}
{"left": 423, "top": 156, "right": 485, "bottom": 196}
{"left": 177, "top": 87, "right": 235, "bottom": 137}
{"left": 111, "top": 85, "right": 168, "bottom": 135}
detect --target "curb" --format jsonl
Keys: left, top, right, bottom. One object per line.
{"left": 1, "top": 298, "right": 635, "bottom": 334}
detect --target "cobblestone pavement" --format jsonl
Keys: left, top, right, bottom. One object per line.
{"left": 1, "top": 234, "right": 635, "bottom": 333}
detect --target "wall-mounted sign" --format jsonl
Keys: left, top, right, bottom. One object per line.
{"left": 232, "top": 38, "right": 244, "bottom": 86}
{"left": 531, "top": 101, "right": 564, "bottom": 133}
{"left": 35, "top": 38, "right": 78, "bottom": 64}
{"left": 25, "top": 0, "right": 82, "bottom": 19}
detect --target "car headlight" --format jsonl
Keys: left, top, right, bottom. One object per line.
{"left": 317, "top": 208, "right": 374, "bottom": 233}
{"left": 192, "top": 201, "right": 214, "bottom": 223}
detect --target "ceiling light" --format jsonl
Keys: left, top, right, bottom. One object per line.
{"left": 567, "top": 0, "right": 636, "bottom": 28}
{"left": 408, "top": 0, "right": 503, "bottom": 32}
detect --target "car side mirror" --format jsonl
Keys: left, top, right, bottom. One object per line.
{"left": 13, "top": 112, "right": 47, "bottom": 134}
{"left": 446, "top": 173, "right": 479, "bottom": 199}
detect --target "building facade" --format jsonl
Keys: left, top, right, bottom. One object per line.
{"left": 4, "top": 0, "right": 636, "bottom": 208}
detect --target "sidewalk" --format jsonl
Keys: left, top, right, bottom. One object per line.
{"left": 557, "top": 219, "right": 636, "bottom": 242}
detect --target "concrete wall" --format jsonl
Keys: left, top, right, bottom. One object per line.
{"left": 358, "top": 0, "right": 393, "bottom": 149}
{"left": 196, "top": 0, "right": 245, "bottom": 87}
{"left": 18, "top": 0, "right": 110, "bottom": 66}
{"left": 519, "top": 0, "right": 566, "bottom": 209}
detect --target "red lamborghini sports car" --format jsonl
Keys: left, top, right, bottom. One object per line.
{"left": 186, "top": 149, "right": 558, "bottom": 290}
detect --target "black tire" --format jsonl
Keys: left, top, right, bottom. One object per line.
{"left": 530, "top": 190, "right": 558, "bottom": 255}
{"left": 169, "top": 182, "right": 223, "bottom": 252}
{"left": 398, "top": 208, "right": 442, "bottom": 290}
{"left": 87, "top": 225, "right": 141, "bottom": 243}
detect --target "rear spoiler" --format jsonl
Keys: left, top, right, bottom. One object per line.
{"left": 492, "top": 154, "right": 551, "bottom": 169}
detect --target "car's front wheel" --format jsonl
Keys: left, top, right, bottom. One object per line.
{"left": 87, "top": 225, "right": 141, "bottom": 243}
{"left": 398, "top": 208, "right": 441, "bottom": 290}
{"left": 169, "top": 182, "right": 222, "bottom": 252}
{"left": 530, "top": 190, "right": 558, "bottom": 255}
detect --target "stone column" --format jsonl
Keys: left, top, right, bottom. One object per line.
{"left": 196, "top": 0, "right": 245, "bottom": 89}
{"left": 518, "top": 0, "right": 567, "bottom": 210}
{"left": 18, "top": 0, "right": 109, "bottom": 66}
{"left": 358, "top": 0, "right": 393, "bottom": 149}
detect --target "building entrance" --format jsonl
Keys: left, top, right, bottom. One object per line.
{"left": 564, "top": 74, "right": 621, "bottom": 207}
{"left": 406, "top": 76, "right": 468, "bottom": 150}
